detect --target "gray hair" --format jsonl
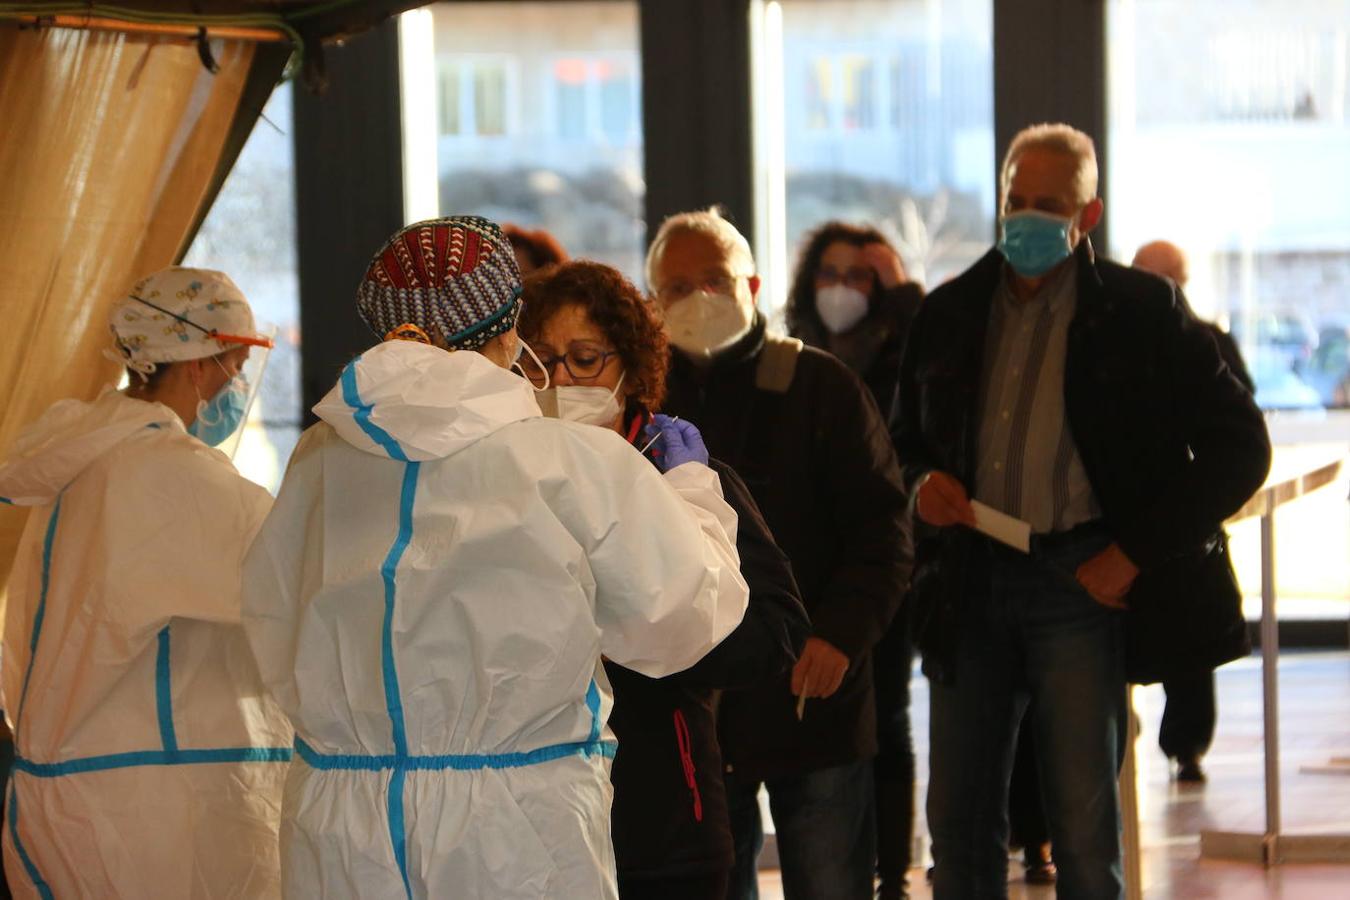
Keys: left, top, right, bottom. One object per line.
{"left": 1000, "top": 123, "right": 1099, "bottom": 206}
{"left": 645, "top": 206, "right": 756, "bottom": 290}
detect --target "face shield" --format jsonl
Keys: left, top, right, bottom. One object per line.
{"left": 212, "top": 324, "right": 276, "bottom": 461}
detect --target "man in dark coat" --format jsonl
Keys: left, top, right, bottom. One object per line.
{"left": 648, "top": 207, "right": 913, "bottom": 900}
{"left": 892, "top": 124, "right": 1270, "bottom": 900}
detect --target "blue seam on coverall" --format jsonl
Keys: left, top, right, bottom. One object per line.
{"left": 7, "top": 497, "right": 62, "bottom": 897}
{"left": 7, "top": 787, "right": 54, "bottom": 900}
{"left": 156, "top": 626, "right": 179, "bottom": 752}
{"left": 14, "top": 747, "right": 294, "bottom": 777}
{"left": 340, "top": 358, "right": 411, "bottom": 462}
{"left": 383, "top": 460, "right": 420, "bottom": 900}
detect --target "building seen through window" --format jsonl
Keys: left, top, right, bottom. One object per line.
{"left": 1108, "top": 0, "right": 1350, "bottom": 615}
{"left": 757, "top": 0, "right": 994, "bottom": 313}
{"left": 416, "top": 2, "right": 645, "bottom": 282}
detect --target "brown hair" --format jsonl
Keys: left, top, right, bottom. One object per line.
{"left": 518, "top": 260, "right": 668, "bottom": 412}
{"left": 502, "top": 224, "right": 568, "bottom": 272}
{"left": 785, "top": 220, "right": 899, "bottom": 338}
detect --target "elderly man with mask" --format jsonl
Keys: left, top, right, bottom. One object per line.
{"left": 0, "top": 268, "right": 292, "bottom": 899}
{"left": 1132, "top": 239, "right": 1255, "bottom": 784}
{"left": 242, "top": 216, "right": 749, "bottom": 900}
{"left": 648, "top": 207, "right": 912, "bottom": 900}
{"left": 893, "top": 123, "right": 1270, "bottom": 899}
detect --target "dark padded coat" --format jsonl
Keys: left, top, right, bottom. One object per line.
{"left": 891, "top": 241, "right": 1271, "bottom": 685}
{"left": 663, "top": 315, "right": 913, "bottom": 780}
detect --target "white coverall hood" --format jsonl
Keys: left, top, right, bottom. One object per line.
{"left": 312, "top": 340, "right": 541, "bottom": 462}
{"left": 0, "top": 389, "right": 181, "bottom": 506}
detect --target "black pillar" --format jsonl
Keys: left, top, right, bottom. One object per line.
{"left": 294, "top": 20, "right": 405, "bottom": 423}
{"left": 640, "top": 0, "right": 755, "bottom": 250}
{"left": 992, "top": 0, "right": 1110, "bottom": 253}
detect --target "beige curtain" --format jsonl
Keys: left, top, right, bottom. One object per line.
{"left": 0, "top": 25, "right": 258, "bottom": 610}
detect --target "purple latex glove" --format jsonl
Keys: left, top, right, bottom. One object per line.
{"left": 647, "top": 414, "right": 708, "bottom": 471}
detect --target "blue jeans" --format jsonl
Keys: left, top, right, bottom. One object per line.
{"left": 726, "top": 760, "right": 876, "bottom": 900}
{"left": 927, "top": 529, "right": 1126, "bottom": 900}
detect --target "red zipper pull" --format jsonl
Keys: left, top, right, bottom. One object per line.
{"left": 673, "top": 709, "right": 704, "bottom": 822}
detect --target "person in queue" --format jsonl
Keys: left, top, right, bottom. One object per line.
{"left": 1133, "top": 238, "right": 1256, "bottom": 784}
{"left": 0, "top": 268, "right": 292, "bottom": 898}
{"left": 241, "top": 216, "right": 750, "bottom": 899}
{"left": 892, "top": 123, "right": 1270, "bottom": 899}
{"left": 517, "top": 259, "right": 811, "bottom": 900}
{"left": 648, "top": 207, "right": 913, "bottom": 900}
{"left": 785, "top": 221, "right": 923, "bottom": 899}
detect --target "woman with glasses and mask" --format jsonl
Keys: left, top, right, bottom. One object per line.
{"left": 785, "top": 222, "right": 921, "bottom": 420}
{"left": 518, "top": 260, "right": 810, "bottom": 900}
{"left": 785, "top": 222, "right": 923, "bottom": 900}
{"left": 241, "top": 218, "right": 750, "bottom": 900}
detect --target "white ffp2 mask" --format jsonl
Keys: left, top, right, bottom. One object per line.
{"left": 815, "top": 284, "right": 870, "bottom": 334}
{"left": 536, "top": 374, "right": 626, "bottom": 427}
{"left": 662, "top": 291, "right": 753, "bottom": 358}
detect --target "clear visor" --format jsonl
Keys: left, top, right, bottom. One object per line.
{"left": 214, "top": 324, "right": 276, "bottom": 461}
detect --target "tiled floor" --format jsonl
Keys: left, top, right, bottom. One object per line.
{"left": 758, "top": 650, "right": 1350, "bottom": 898}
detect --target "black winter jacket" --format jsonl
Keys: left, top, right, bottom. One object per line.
{"left": 606, "top": 437, "right": 810, "bottom": 878}
{"left": 892, "top": 242, "right": 1271, "bottom": 684}
{"left": 663, "top": 316, "right": 913, "bottom": 780}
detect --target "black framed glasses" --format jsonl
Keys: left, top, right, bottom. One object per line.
{"left": 520, "top": 340, "right": 620, "bottom": 388}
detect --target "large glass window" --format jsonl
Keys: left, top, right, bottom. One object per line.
{"left": 754, "top": 0, "right": 995, "bottom": 314}
{"left": 182, "top": 83, "right": 300, "bottom": 494}
{"left": 1109, "top": 0, "right": 1350, "bottom": 616}
{"left": 405, "top": 2, "right": 645, "bottom": 281}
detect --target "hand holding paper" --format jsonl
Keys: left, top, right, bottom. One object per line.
{"left": 969, "top": 501, "right": 1032, "bottom": 553}
{"left": 916, "top": 471, "right": 977, "bottom": 528}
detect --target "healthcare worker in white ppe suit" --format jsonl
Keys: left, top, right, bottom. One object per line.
{"left": 241, "top": 216, "right": 750, "bottom": 900}
{"left": 0, "top": 267, "right": 294, "bottom": 899}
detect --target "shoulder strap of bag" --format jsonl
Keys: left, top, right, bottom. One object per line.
{"left": 754, "top": 335, "right": 803, "bottom": 394}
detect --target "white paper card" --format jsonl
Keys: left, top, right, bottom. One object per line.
{"left": 970, "top": 501, "right": 1032, "bottom": 553}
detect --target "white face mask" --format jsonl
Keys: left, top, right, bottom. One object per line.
{"left": 662, "top": 290, "right": 754, "bottom": 358}
{"left": 815, "top": 284, "right": 870, "bottom": 335}
{"left": 537, "top": 373, "right": 626, "bottom": 427}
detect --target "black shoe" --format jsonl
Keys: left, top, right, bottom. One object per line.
{"left": 1176, "top": 755, "right": 1207, "bottom": 783}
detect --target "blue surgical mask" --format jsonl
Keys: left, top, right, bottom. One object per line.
{"left": 998, "top": 211, "right": 1075, "bottom": 278}
{"left": 189, "top": 363, "right": 249, "bottom": 446}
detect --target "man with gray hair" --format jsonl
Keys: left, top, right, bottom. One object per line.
{"left": 649, "top": 207, "right": 913, "bottom": 900}
{"left": 893, "top": 124, "right": 1269, "bottom": 898}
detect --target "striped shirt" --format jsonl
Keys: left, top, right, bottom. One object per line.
{"left": 974, "top": 264, "right": 1101, "bottom": 534}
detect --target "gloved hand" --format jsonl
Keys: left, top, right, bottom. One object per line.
{"left": 648, "top": 414, "right": 708, "bottom": 471}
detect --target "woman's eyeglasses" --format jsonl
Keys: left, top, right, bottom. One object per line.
{"left": 520, "top": 341, "right": 620, "bottom": 388}
{"left": 815, "top": 266, "right": 874, "bottom": 289}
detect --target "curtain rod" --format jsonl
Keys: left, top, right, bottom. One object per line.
{"left": 7, "top": 14, "right": 291, "bottom": 42}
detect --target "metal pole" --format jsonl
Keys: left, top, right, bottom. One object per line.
{"left": 1260, "top": 502, "right": 1281, "bottom": 865}
{"left": 1120, "top": 685, "right": 1143, "bottom": 900}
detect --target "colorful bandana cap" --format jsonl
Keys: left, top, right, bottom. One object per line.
{"left": 356, "top": 216, "right": 524, "bottom": 351}
{"left": 107, "top": 267, "right": 269, "bottom": 376}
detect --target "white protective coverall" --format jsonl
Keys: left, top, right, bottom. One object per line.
{"left": 241, "top": 340, "right": 749, "bottom": 899}
{"left": 0, "top": 389, "right": 293, "bottom": 900}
